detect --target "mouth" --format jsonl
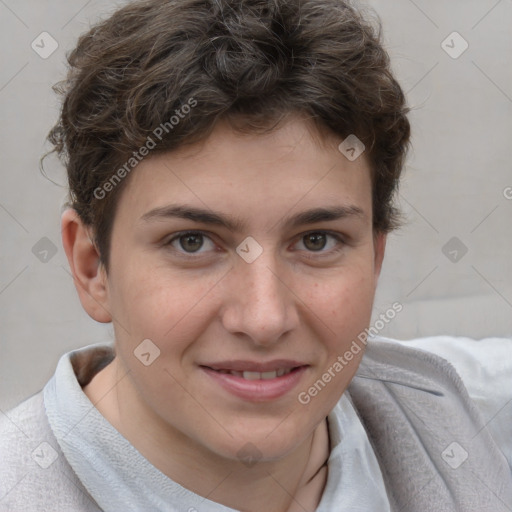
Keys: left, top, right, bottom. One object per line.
{"left": 199, "top": 361, "right": 309, "bottom": 401}
{"left": 209, "top": 367, "right": 297, "bottom": 380}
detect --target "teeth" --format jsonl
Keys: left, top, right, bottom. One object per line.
{"left": 222, "top": 368, "right": 294, "bottom": 380}
{"left": 243, "top": 371, "right": 263, "bottom": 380}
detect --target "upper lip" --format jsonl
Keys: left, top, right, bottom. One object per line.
{"left": 200, "top": 359, "right": 307, "bottom": 372}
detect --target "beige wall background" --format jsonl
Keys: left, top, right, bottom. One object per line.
{"left": 1, "top": 0, "right": 511, "bottom": 410}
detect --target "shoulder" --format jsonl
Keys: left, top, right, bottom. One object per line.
{"left": 359, "top": 335, "right": 512, "bottom": 470}
{"left": 347, "top": 336, "right": 512, "bottom": 510}
{"left": 0, "top": 390, "right": 101, "bottom": 511}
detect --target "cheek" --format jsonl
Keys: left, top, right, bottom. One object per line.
{"left": 304, "top": 264, "right": 376, "bottom": 338}
{"left": 298, "top": 269, "right": 375, "bottom": 407}
{"left": 109, "top": 260, "right": 220, "bottom": 351}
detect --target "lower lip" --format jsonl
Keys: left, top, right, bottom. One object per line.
{"left": 201, "top": 366, "right": 308, "bottom": 402}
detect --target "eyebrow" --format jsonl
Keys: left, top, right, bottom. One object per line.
{"left": 139, "top": 204, "right": 366, "bottom": 232}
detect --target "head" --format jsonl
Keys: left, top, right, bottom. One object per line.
{"left": 52, "top": 0, "right": 410, "bottom": 463}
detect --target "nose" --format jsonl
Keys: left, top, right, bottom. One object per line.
{"left": 220, "top": 252, "right": 299, "bottom": 347}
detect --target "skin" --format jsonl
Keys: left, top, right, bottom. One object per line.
{"left": 62, "top": 115, "right": 386, "bottom": 512}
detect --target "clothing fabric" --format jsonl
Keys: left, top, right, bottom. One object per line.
{"left": 390, "top": 335, "right": 512, "bottom": 470}
{"left": 1, "top": 335, "right": 511, "bottom": 511}
{"left": 349, "top": 338, "right": 512, "bottom": 511}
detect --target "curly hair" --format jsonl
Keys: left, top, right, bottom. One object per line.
{"left": 46, "top": 0, "right": 411, "bottom": 272}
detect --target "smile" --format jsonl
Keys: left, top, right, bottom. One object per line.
{"left": 200, "top": 363, "right": 308, "bottom": 402}
{"left": 214, "top": 368, "right": 295, "bottom": 379}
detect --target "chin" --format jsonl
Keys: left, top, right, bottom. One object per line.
{"left": 205, "top": 419, "right": 314, "bottom": 465}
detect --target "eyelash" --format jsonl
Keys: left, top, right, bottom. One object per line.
{"left": 163, "top": 230, "right": 346, "bottom": 260}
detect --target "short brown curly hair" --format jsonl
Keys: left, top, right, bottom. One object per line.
{"left": 47, "top": 0, "right": 410, "bottom": 272}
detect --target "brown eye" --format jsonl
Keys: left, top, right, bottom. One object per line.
{"left": 165, "top": 231, "right": 216, "bottom": 255}
{"left": 293, "top": 231, "right": 345, "bottom": 259}
{"left": 303, "top": 233, "right": 328, "bottom": 251}
{"left": 179, "top": 233, "right": 204, "bottom": 252}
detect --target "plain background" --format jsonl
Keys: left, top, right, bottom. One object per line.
{"left": 0, "top": 0, "right": 511, "bottom": 411}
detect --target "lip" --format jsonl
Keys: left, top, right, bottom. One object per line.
{"left": 200, "top": 363, "right": 309, "bottom": 402}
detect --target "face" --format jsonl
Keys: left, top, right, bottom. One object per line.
{"left": 99, "top": 116, "right": 385, "bottom": 463}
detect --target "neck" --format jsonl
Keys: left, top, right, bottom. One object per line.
{"left": 83, "top": 357, "right": 329, "bottom": 512}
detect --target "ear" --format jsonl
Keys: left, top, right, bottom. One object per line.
{"left": 61, "top": 208, "right": 112, "bottom": 323}
{"left": 373, "top": 232, "right": 387, "bottom": 282}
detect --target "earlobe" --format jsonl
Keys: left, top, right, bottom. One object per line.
{"left": 61, "top": 209, "right": 112, "bottom": 323}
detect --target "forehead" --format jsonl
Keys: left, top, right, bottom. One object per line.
{"left": 116, "top": 117, "right": 373, "bottom": 227}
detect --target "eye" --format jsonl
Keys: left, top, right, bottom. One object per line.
{"left": 165, "top": 231, "right": 216, "bottom": 255}
{"left": 163, "top": 230, "right": 346, "bottom": 260}
{"left": 293, "top": 231, "right": 345, "bottom": 256}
